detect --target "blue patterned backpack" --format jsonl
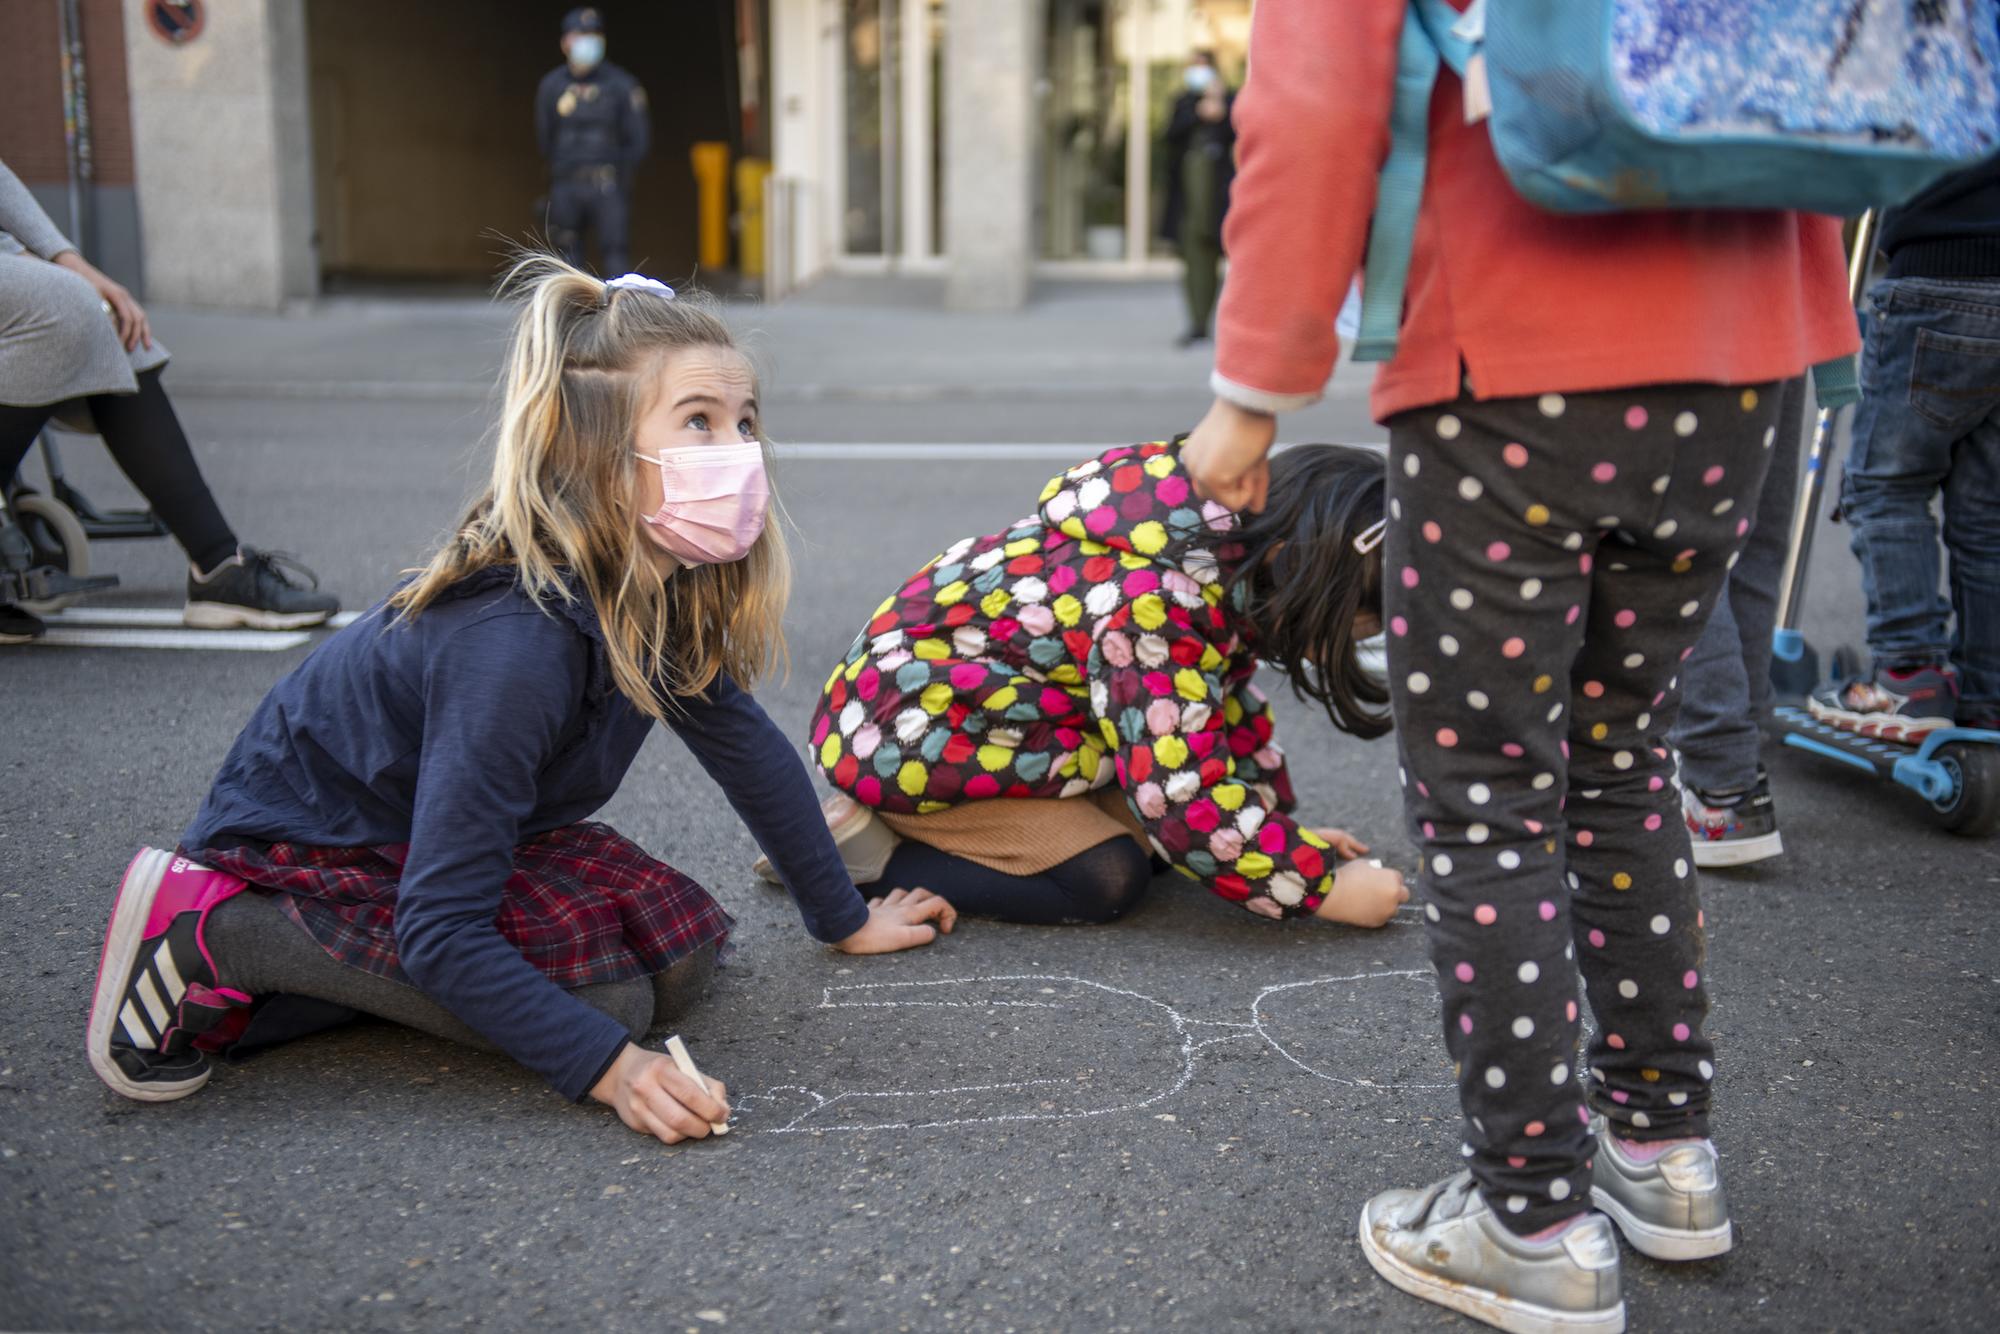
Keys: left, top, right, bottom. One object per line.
{"left": 1355, "top": 0, "right": 2000, "bottom": 401}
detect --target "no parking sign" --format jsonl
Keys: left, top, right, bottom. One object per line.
{"left": 144, "top": 0, "right": 204, "bottom": 46}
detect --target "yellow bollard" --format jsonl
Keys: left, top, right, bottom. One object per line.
{"left": 736, "top": 157, "right": 770, "bottom": 279}
{"left": 690, "top": 141, "right": 732, "bottom": 271}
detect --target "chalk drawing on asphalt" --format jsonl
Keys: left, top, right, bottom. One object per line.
{"left": 727, "top": 966, "right": 1456, "bottom": 1136}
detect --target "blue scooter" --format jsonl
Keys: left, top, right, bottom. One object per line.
{"left": 1768, "top": 209, "right": 2000, "bottom": 837}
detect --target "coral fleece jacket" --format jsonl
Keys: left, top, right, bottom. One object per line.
{"left": 1212, "top": 0, "right": 1861, "bottom": 423}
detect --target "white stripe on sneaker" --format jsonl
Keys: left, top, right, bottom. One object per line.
{"left": 153, "top": 943, "right": 187, "bottom": 1003}
{"left": 120, "top": 1001, "right": 157, "bottom": 1049}
{"left": 137, "top": 971, "right": 171, "bottom": 1033}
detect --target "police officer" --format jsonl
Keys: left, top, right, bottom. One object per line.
{"left": 536, "top": 8, "right": 650, "bottom": 274}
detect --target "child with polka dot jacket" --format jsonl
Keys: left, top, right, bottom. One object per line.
{"left": 788, "top": 439, "right": 1410, "bottom": 929}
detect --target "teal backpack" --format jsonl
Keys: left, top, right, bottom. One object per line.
{"left": 1355, "top": 0, "right": 2000, "bottom": 406}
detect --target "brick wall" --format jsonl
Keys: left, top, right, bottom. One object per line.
{"left": 0, "top": 0, "right": 135, "bottom": 188}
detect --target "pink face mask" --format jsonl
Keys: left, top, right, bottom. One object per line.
{"left": 634, "top": 440, "right": 770, "bottom": 566}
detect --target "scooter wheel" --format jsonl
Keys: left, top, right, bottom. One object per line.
{"left": 10, "top": 491, "right": 91, "bottom": 616}
{"left": 1925, "top": 742, "right": 2000, "bottom": 838}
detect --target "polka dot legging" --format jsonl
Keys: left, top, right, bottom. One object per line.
{"left": 1384, "top": 382, "right": 1782, "bottom": 1234}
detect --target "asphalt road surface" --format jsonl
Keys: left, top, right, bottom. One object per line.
{"left": 3, "top": 328, "right": 1997, "bottom": 1331}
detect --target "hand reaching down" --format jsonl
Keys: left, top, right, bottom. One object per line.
{"left": 834, "top": 886, "right": 958, "bottom": 954}
{"left": 1315, "top": 860, "right": 1409, "bottom": 928}
{"left": 1311, "top": 827, "right": 1371, "bottom": 860}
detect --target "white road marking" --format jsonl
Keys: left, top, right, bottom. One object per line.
{"left": 27, "top": 627, "right": 312, "bottom": 651}
{"left": 44, "top": 607, "right": 189, "bottom": 627}
{"left": 43, "top": 606, "right": 362, "bottom": 631}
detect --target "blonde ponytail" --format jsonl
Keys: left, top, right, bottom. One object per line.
{"left": 389, "top": 254, "right": 791, "bottom": 718}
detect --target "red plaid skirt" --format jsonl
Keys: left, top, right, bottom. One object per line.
{"left": 187, "top": 822, "right": 734, "bottom": 989}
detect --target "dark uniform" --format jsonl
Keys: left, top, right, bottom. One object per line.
{"left": 536, "top": 58, "right": 650, "bottom": 273}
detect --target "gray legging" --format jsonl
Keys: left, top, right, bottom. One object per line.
{"left": 205, "top": 892, "right": 716, "bottom": 1053}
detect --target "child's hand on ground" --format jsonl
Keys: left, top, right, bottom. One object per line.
{"left": 1310, "top": 827, "right": 1371, "bottom": 860}
{"left": 1314, "top": 860, "right": 1410, "bottom": 928}
{"left": 1182, "top": 397, "right": 1277, "bottom": 512}
{"left": 834, "top": 886, "right": 958, "bottom": 954}
{"left": 590, "top": 1043, "right": 730, "bottom": 1144}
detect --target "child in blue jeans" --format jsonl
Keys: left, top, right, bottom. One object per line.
{"left": 1812, "top": 158, "right": 2000, "bottom": 741}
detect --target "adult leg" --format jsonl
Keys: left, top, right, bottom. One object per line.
{"left": 1671, "top": 375, "right": 1807, "bottom": 793}
{"left": 1386, "top": 383, "right": 1774, "bottom": 1232}
{"left": 204, "top": 891, "right": 669, "bottom": 1049}
{"left": 597, "top": 182, "right": 632, "bottom": 276}
{"left": 1179, "top": 155, "right": 1219, "bottom": 338}
{"left": 2, "top": 402, "right": 60, "bottom": 634}
{"left": 84, "top": 367, "right": 238, "bottom": 573}
{"left": 1, "top": 401, "right": 57, "bottom": 481}
{"left": 1944, "top": 411, "right": 2000, "bottom": 721}
{"left": 547, "top": 179, "right": 587, "bottom": 268}
{"left": 868, "top": 835, "right": 1152, "bottom": 925}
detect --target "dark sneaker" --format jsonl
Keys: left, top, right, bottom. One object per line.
{"left": 88, "top": 848, "right": 251, "bottom": 1101}
{"left": 1808, "top": 663, "right": 1958, "bottom": 743}
{"left": 1681, "top": 768, "right": 1783, "bottom": 868}
{"left": 184, "top": 547, "right": 339, "bottom": 630}
{"left": 1, "top": 603, "right": 44, "bottom": 644}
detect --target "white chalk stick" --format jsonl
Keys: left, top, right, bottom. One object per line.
{"left": 664, "top": 1035, "right": 729, "bottom": 1135}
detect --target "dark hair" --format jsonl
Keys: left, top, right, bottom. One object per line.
{"left": 1192, "top": 48, "right": 1219, "bottom": 67}
{"left": 1226, "top": 444, "right": 1390, "bottom": 739}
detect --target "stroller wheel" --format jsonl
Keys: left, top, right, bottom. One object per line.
{"left": 10, "top": 492, "right": 92, "bottom": 616}
{"left": 1925, "top": 742, "right": 2000, "bottom": 839}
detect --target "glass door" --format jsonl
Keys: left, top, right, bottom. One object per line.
{"left": 1039, "top": 0, "right": 1251, "bottom": 270}
{"left": 840, "top": 0, "right": 944, "bottom": 265}
{"left": 1040, "top": 0, "right": 1133, "bottom": 261}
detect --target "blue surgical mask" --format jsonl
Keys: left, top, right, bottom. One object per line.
{"left": 569, "top": 34, "right": 605, "bottom": 70}
{"left": 1184, "top": 65, "right": 1217, "bottom": 93}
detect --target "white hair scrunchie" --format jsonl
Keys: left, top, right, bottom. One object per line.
{"left": 605, "top": 272, "right": 676, "bottom": 300}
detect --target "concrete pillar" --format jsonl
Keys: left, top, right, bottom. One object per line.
{"left": 122, "top": 0, "right": 317, "bottom": 308}
{"left": 943, "top": 0, "right": 1040, "bottom": 310}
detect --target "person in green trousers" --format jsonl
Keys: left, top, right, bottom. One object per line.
{"left": 1161, "top": 52, "right": 1235, "bottom": 348}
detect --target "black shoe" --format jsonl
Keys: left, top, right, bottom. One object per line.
{"left": 1, "top": 603, "right": 45, "bottom": 644}
{"left": 1176, "top": 329, "right": 1211, "bottom": 348}
{"left": 1681, "top": 768, "right": 1783, "bottom": 868}
{"left": 184, "top": 547, "right": 339, "bottom": 630}
{"left": 87, "top": 849, "right": 251, "bottom": 1102}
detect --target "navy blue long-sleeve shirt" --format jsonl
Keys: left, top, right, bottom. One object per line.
{"left": 183, "top": 568, "right": 868, "bottom": 1100}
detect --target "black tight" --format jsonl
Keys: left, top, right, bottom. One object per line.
{"left": 2, "top": 368, "right": 237, "bottom": 573}
{"left": 865, "top": 836, "right": 1154, "bottom": 925}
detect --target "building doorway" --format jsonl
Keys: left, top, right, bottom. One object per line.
{"left": 306, "top": 0, "right": 762, "bottom": 287}
{"left": 1037, "top": 0, "right": 1249, "bottom": 271}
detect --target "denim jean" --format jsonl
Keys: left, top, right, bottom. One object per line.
{"left": 1841, "top": 276, "right": 2000, "bottom": 717}
{"left": 1671, "top": 376, "right": 1809, "bottom": 793}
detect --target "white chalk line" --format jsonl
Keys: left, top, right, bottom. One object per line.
{"left": 1251, "top": 970, "right": 1456, "bottom": 1092}
{"left": 734, "top": 970, "right": 1451, "bottom": 1136}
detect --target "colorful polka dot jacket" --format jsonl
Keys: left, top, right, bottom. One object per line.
{"left": 810, "top": 441, "right": 1338, "bottom": 917}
